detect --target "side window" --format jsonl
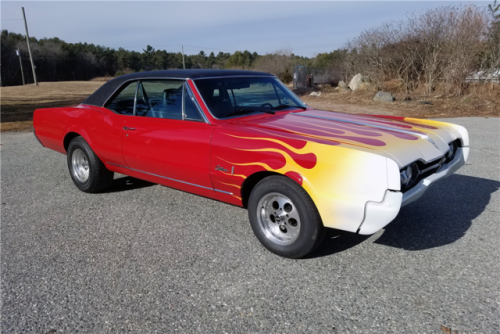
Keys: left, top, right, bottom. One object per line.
{"left": 105, "top": 81, "right": 137, "bottom": 115}
{"left": 183, "top": 84, "right": 203, "bottom": 121}
{"left": 141, "top": 80, "right": 183, "bottom": 120}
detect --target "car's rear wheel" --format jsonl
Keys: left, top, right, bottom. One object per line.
{"left": 67, "top": 136, "right": 114, "bottom": 193}
{"left": 248, "top": 175, "right": 325, "bottom": 258}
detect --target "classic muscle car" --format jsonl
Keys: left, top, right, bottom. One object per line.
{"left": 33, "top": 70, "right": 470, "bottom": 258}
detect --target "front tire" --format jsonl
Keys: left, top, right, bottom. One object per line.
{"left": 248, "top": 175, "right": 325, "bottom": 258}
{"left": 67, "top": 136, "right": 114, "bottom": 193}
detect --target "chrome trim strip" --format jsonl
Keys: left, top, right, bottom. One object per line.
{"left": 133, "top": 81, "right": 139, "bottom": 116}
{"left": 181, "top": 81, "right": 186, "bottom": 120}
{"left": 420, "top": 164, "right": 440, "bottom": 174}
{"left": 292, "top": 113, "right": 431, "bottom": 139}
{"left": 214, "top": 189, "right": 233, "bottom": 195}
{"left": 106, "top": 162, "right": 214, "bottom": 191}
{"left": 190, "top": 79, "right": 213, "bottom": 121}
{"left": 193, "top": 75, "right": 275, "bottom": 80}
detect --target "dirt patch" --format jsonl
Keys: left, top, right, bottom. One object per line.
{"left": 298, "top": 86, "right": 499, "bottom": 118}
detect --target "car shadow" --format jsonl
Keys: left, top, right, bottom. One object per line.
{"left": 104, "top": 176, "right": 155, "bottom": 193}
{"left": 306, "top": 174, "right": 500, "bottom": 258}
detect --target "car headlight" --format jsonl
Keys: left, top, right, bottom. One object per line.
{"left": 446, "top": 141, "right": 458, "bottom": 162}
{"left": 400, "top": 162, "right": 419, "bottom": 190}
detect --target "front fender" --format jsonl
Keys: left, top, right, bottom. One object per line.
{"left": 300, "top": 145, "right": 400, "bottom": 232}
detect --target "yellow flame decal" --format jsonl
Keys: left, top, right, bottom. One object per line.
{"left": 217, "top": 156, "right": 273, "bottom": 170}
{"left": 218, "top": 181, "right": 241, "bottom": 189}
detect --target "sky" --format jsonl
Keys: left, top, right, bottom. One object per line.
{"left": 1, "top": 1, "right": 492, "bottom": 57}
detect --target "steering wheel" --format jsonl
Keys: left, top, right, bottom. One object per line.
{"left": 260, "top": 103, "right": 273, "bottom": 109}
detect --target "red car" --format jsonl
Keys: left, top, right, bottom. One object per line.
{"left": 34, "top": 70, "right": 469, "bottom": 258}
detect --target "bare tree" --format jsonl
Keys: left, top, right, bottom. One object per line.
{"left": 342, "top": 4, "right": 492, "bottom": 96}
{"left": 253, "top": 46, "right": 294, "bottom": 82}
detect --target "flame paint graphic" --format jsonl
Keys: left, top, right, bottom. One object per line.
{"left": 221, "top": 133, "right": 317, "bottom": 171}
{"left": 211, "top": 113, "right": 457, "bottom": 231}
{"left": 213, "top": 128, "right": 391, "bottom": 231}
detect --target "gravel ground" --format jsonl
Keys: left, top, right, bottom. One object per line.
{"left": 1, "top": 117, "right": 499, "bottom": 334}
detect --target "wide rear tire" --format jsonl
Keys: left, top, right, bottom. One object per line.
{"left": 248, "top": 175, "right": 325, "bottom": 258}
{"left": 67, "top": 136, "right": 114, "bottom": 193}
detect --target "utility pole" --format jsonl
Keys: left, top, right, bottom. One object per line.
{"left": 16, "top": 47, "right": 26, "bottom": 85}
{"left": 182, "top": 45, "right": 186, "bottom": 70}
{"left": 22, "top": 7, "right": 37, "bottom": 86}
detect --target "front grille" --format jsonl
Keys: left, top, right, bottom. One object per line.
{"left": 401, "top": 139, "right": 460, "bottom": 193}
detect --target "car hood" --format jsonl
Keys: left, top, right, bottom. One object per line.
{"left": 235, "top": 109, "right": 462, "bottom": 167}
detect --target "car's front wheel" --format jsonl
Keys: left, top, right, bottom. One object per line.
{"left": 67, "top": 136, "right": 114, "bottom": 193}
{"left": 248, "top": 175, "right": 325, "bottom": 258}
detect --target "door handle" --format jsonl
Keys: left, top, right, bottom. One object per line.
{"left": 123, "top": 127, "right": 136, "bottom": 131}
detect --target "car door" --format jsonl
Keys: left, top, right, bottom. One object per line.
{"left": 120, "top": 80, "right": 215, "bottom": 197}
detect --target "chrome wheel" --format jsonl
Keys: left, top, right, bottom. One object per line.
{"left": 71, "top": 148, "right": 90, "bottom": 182}
{"left": 256, "top": 192, "right": 301, "bottom": 246}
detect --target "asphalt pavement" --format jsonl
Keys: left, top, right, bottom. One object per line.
{"left": 1, "top": 117, "right": 499, "bottom": 333}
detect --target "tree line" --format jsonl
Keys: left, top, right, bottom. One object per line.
{"left": 1, "top": 30, "right": 310, "bottom": 86}
{"left": 2, "top": 2, "right": 498, "bottom": 94}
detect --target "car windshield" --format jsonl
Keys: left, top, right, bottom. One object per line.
{"left": 194, "top": 76, "right": 306, "bottom": 119}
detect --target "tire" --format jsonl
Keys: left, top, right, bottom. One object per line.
{"left": 248, "top": 175, "right": 325, "bottom": 258}
{"left": 67, "top": 136, "right": 114, "bottom": 193}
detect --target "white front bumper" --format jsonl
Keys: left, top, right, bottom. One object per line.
{"left": 401, "top": 147, "right": 469, "bottom": 207}
{"left": 357, "top": 146, "right": 469, "bottom": 235}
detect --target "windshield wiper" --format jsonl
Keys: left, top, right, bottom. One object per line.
{"left": 272, "top": 104, "right": 307, "bottom": 111}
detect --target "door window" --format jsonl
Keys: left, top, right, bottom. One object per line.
{"left": 105, "top": 79, "right": 207, "bottom": 122}
{"left": 141, "top": 80, "right": 183, "bottom": 120}
{"left": 105, "top": 81, "right": 137, "bottom": 115}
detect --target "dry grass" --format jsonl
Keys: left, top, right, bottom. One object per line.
{"left": 0, "top": 121, "right": 35, "bottom": 132}
{"left": 1, "top": 81, "right": 104, "bottom": 131}
{"left": 298, "top": 84, "right": 500, "bottom": 118}
{"left": 90, "top": 76, "right": 114, "bottom": 82}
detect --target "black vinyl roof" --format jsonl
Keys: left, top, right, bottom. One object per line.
{"left": 82, "top": 69, "right": 274, "bottom": 107}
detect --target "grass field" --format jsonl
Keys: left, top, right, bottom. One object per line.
{"left": 1, "top": 82, "right": 103, "bottom": 131}
{"left": 1, "top": 80, "right": 498, "bottom": 132}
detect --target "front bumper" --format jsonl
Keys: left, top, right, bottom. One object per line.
{"left": 357, "top": 146, "right": 469, "bottom": 235}
{"left": 401, "top": 147, "right": 468, "bottom": 207}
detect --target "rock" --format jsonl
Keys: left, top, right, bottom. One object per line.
{"left": 373, "top": 91, "right": 395, "bottom": 102}
{"left": 309, "top": 91, "right": 321, "bottom": 97}
{"left": 338, "top": 80, "right": 348, "bottom": 88}
{"left": 348, "top": 73, "right": 370, "bottom": 91}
